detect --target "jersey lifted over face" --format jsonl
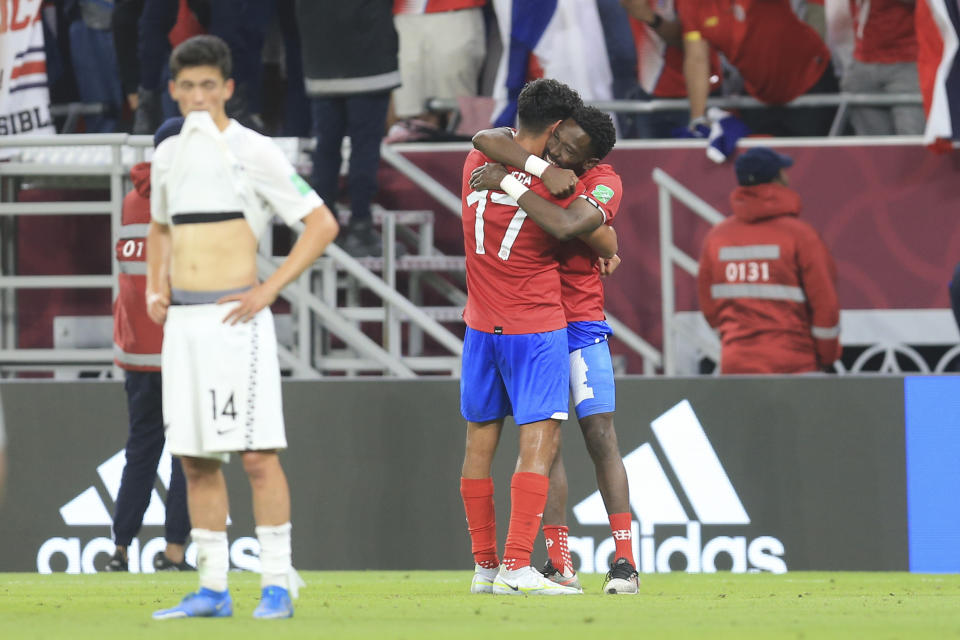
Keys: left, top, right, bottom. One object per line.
{"left": 461, "top": 149, "right": 566, "bottom": 334}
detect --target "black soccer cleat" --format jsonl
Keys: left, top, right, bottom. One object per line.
{"left": 103, "top": 549, "right": 128, "bottom": 572}
{"left": 540, "top": 559, "right": 582, "bottom": 589}
{"left": 153, "top": 553, "right": 196, "bottom": 572}
{"left": 602, "top": 557, "right": 639, "bottom": 595}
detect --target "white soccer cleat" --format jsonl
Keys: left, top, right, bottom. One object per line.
{"left": 540, "top": 559, "right": 582, "bottom": 591}
{"left": 470, "top": 565, "right": 499, "bottom": 594}
{"left": 602, "top": 557, "right": 640, "bottom": 595}
{"left": 492, "top": 565, "right": 582, "bottom": 596}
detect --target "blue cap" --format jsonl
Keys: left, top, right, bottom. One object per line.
{"left": 153, "top": 116, "right": 185, "bottom": 148}
{"left": 734, "top": 147, "right": 793, "bottom": 186}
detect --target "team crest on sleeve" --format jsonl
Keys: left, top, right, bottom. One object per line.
{"left": 591, "top": 185, "right": 615, "bottom": 204}
{"left": 290, "top": 173, "right": 312, "bottom": 196}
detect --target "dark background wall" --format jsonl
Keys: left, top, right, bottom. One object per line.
{"left": 0, "top": 376, "right": 912, "bottom": 573}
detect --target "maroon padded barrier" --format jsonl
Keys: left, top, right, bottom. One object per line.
{"left": 379, "top": 143, "right": 960, "bottom": 371}
{"left": 16, "top": 143, "right": 959, "bottom": 372}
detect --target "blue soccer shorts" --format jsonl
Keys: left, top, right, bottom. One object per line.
{"left": 567, "top": 320, "right": 616, "bottom": 420}
{"left": 460, "top": 326, "right": 569, "bottom": 425}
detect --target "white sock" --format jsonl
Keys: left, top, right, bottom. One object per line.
{"left": 257, "top": 522, "right": 293, "bottom": 592}
{"left": 191, "top": 528, "right": 229, "bottom": 592}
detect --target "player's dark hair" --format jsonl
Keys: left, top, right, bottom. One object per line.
{"left": 516, "top": 79, "right": 582, "bottom": 133}
{"left": 170, "top": 35, "right": 232, "bottom": 80}
{"left": 570, "top": 106, "right": 616, "bottom": 160}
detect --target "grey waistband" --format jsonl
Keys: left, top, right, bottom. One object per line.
{"left": 171, "top": 286, "right": 252, "bottom": 305}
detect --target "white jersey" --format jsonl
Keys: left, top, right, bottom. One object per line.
{"left": 150, "top": 111, "right": 323, "bottom": 238}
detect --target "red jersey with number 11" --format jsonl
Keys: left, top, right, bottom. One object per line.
{"left": 462, "top": 149, "right": 567, "bottom": 334}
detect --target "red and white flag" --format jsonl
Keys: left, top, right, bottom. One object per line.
{"left": 490, "top": 0, "right": 613, "bottom": 127}
{"left": 916, "top": 0, "right": 960, "bottom": 148}
{"left": 0, "top": 0, "right": 55, "bottom": 146}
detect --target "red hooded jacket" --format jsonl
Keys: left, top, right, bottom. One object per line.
{"left": 113, "top": 162, "right": 162, "bottom": 371}
{"left": 697, "top": 183, "right": 841, "bottom": 373}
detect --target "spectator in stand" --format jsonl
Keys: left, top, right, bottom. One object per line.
{"left": 271, "top": 0, "right": 311, "bottom": 137}
{"left": 206, "top": 0, "right": 276, "bottom": 132}
{"left": 114, "top": 0, "right": 275, "bottom": 135}
{"left": 112, "top": 0, "right": 146, "bottom": 121}
{"left": 297, "top": 0, "right": 400, "bottom": 257}
{"left": 629, "top": 0, "right": 837, "bottom": 136}
{"left": 386, "top": 0, "right": 487, "bottom": 142}
{"left": 618, "top": 0, "right": 723, "bottom": 138}
{"left": 838, "top": 0, "right": 925, "bottom": 135}
{"left": 68, "top": 0, "right": 124, "bottom": 132}
{"left": 697, "top": 147, "right": 842, "bottom": 374}
{"left": 112, "top": 0, "right": 202, "bottom": 134}
{"left": 105, "top": 117, "right": 192, "bottom": 572}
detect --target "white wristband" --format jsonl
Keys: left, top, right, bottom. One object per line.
{"left": 146, "top": 292, "right": 163, "bottom": 306}
{"left": 500, "top": 175, "right": 530, "bottom": 202}
{"left": 524, "top": 154, "right": 550, "bottom": 178}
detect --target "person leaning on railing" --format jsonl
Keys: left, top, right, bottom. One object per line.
{"left": 621, "top": 0, "right": 839, "bottom": 137}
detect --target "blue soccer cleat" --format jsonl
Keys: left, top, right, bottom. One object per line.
{"left": 253, "top": 586, "right": 293, "bottom": 619}
{"left": 152, "top": 587, "right": 233, "bottom": 619}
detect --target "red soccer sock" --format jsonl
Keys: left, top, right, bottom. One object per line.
{"left": 542, "top": 525, "right": 573, "bottom": 574}
{"left": 609, "top": 512, "right": 635, "bottom": 568}
{"left": 460, "top": 477, "right": 499, "bottom": 569}
{"left": 502, "top": 472, "right": 550, "bottom": 571}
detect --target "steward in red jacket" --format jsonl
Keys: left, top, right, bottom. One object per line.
{"left": 697, "top": 147, "right": 841, "bottom": 374}
{"left": 114, "top": 161, "right": 162, "bottom": 370}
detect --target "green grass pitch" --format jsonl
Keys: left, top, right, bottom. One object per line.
{"left": 2, "top": 571, "right": 960, "bottom": 639}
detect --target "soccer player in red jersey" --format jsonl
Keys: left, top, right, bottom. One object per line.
{"left": 471, "top": 106, "right": 639, "bottom": 594}
{"left": 459, "top": 80, "right": 611, "bottom": 596}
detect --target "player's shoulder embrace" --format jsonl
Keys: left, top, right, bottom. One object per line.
{"left": 465, "top": 147, "right": 490, "bottom": 164}
{"left": 587, "top": 163, "right": 622, "bottom": 186}
{"left": 463, "top": 148, "right": 490, "bottom": 176}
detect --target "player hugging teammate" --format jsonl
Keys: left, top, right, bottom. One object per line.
{"left": 458, "top": 79, "right": 639, "bottom": 595}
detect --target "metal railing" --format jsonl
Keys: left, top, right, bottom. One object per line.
{"left": 1, "top": 133, "right": 664, "bottom": 375}
{"left": 652, "top": 167, "right": 725, "bottom": 375}
{"left": 0, "top": 134, "right": 465, "bottom": 377}
{"left": 652, "top": 166, "right": 960, "bottom": 376}
{"left": 381, "top": 142, "right": 665, "bottom": 374}
{"left": 428, "top": 92, "right": 924, "bottom": 138}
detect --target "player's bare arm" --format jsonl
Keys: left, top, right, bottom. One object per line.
{"left": 472, "top": 127, "right": 578, "bottom": 198}
{"left": 219, "top": 204, "right": 339, "bottom": 325}
{"left": 469, "top": 163, "right": 604, "bottom": 240}
{"left": 620, "top": 0, "right": 682, "bottom": 46}
{"left": 580, "top": 223, "right": 618, "bottom": 259}
{"left": 145, "top": 220, "right": 172, "bottom": 324}
{"left": 682, "top": 35, "right": 711, "bottom": 122}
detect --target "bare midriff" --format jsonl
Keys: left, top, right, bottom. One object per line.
{"left": 170, "top": 218, "right": 258, "bottom": 291}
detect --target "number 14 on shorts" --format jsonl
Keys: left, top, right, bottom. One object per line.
{"left": 209, "top": 388, "right": 239, "bottom": 422}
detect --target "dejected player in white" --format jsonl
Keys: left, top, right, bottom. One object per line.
{"left": 146, "top": 35, "right": 338, "bottom": 620}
